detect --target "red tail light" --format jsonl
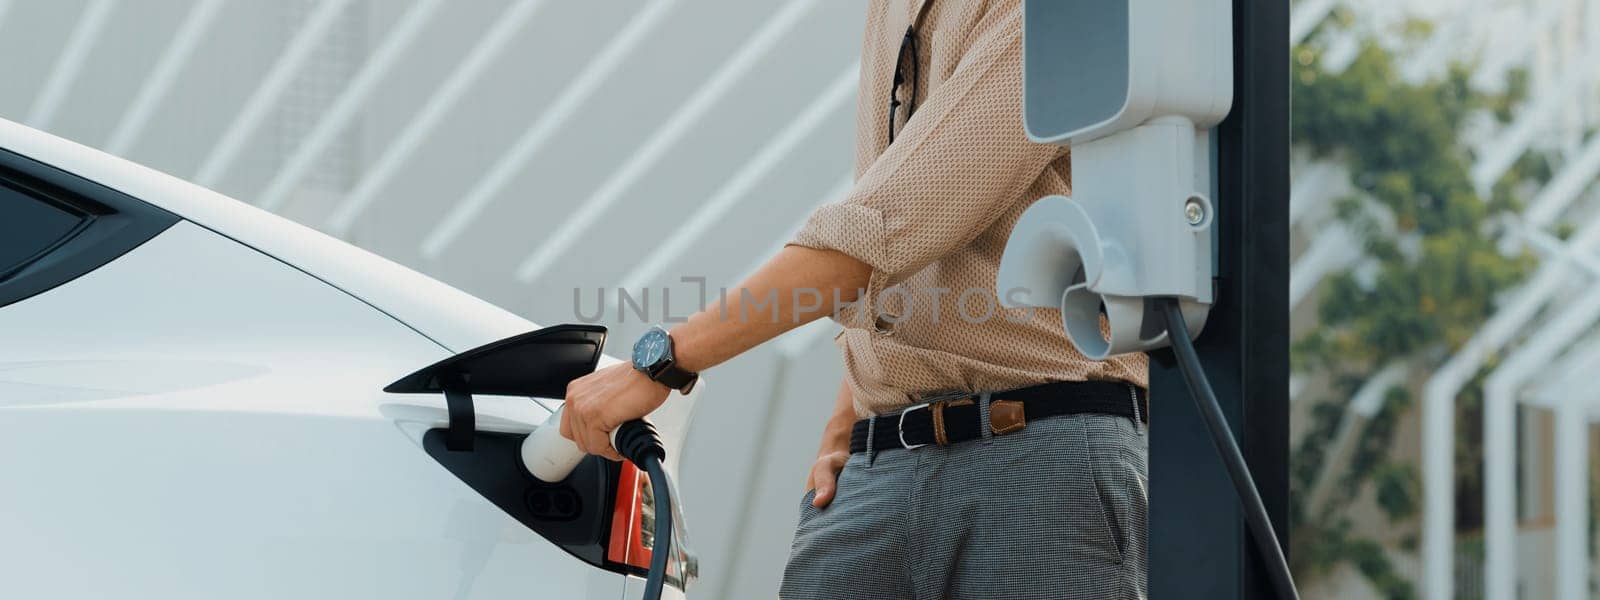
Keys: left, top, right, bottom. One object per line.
{"left": 607, "top": 461, "right": 655, "bottom": 570}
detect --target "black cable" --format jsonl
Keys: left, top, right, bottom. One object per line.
{"left": 1159, "top": 298, "right": 1300, "bottom": 600}
{"left": 614, "top": 420, "right": 672, "bottom": 600}
{"left": 642, "top": 456, "right": 673, "bottom": 599}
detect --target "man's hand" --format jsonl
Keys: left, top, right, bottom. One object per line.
{"left": 560, "top": 363, "right": 670, "bottom": 462}
{"left": 806, "top": 449, "right": 849, "bottom": 508}
{"left": 805, "top": 378, "right": 858, "bottom": 508}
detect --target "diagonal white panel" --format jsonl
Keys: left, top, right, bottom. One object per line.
{"left": 1399, "top": 0, "right": 1482, "bottom": 83}
{"left": 739, "top": 174, "right": 855, "bottom": 281}
{"left": 255, "top": 0, "right": 444, "bottom": 212}
{"left": 323, "top": 0, "right": 548, "bottom": 237}
{"left": 1302, "top": 361, "right": 1406, "bottom": 515}
{"left": 1289, "top": 224, "right": 1360, "bottom": 306}
{"left": 193, "top": 0, "right": 351, "bottom": 187}
{"left": 776, "top": 315, "right": 841, "bottom": 359}
{"left": 1290, "top": 0, "right": 1338, "bottom": 45}
{"left": 104, "top": 0, "right": 226, "bottom": 156}
{"left": 26, "top": 0, "right": 119, "bottom": 130}
{"left": 1470, "top": 2, "right": 1562, "bottom": 89}
{"left": 1523, "top": 133, "right": 1600, "bottom": 227}
{"left": 1521, "top": 226, "right": 1600, "bottom": 277}
{"left": 418, "top": 0, "right": 682, "bottom": 258}
{"left": 1288, "top": 161, "right": 1345, "bottom": 227}
{"left": 511, "top": 0, "right": 819, "bottom": 282}
{"left": 1469, "top": 46, "right": 1600, "bottom": 194}
{"left": 617, "top": 65, "right": 858, "bottom": 292}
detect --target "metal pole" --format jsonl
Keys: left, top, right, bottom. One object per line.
{"left": 1482, "top": 284, "right": 1600, "bottom": 598}
{"left": 1553, "top": 349, "right": 1597, "bottom": 600}
{"left": 1146, "top": 1, "right": 1288, "bottom": 598}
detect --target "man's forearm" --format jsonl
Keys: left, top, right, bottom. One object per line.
{"left": 672, "top": 245, "right": 870, "bottom": 373}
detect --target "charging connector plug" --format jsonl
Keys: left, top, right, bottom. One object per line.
{"left": 613, "top": 419, "right": 672, "bottom": 600}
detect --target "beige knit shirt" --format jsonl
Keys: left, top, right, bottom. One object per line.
{"left": 789, "top": 0, "right": 1148, "bottom": 417}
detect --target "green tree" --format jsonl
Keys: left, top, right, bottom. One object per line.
{"left": 1290, "top": 20, "right": 1540, "bottom": 598}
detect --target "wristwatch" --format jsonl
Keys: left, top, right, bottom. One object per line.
{"left": 632, "top": 325, "right": 699, "bottom": 394}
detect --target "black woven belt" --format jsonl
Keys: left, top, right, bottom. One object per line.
{"left": 849, "top": 381, "right": 1147, "bottom": 454}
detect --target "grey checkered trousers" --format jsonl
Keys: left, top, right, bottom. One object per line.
{"left": 780, "top": 408, "right": 1148, "bottom": 599}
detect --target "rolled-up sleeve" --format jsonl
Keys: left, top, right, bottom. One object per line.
{"left": 789, "top": 4, "right": 1062, "bottom": 288}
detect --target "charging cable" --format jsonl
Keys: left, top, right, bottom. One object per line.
{"left": 522, "top": 410, "right": 677, "bottom": 598}
{"left": 613, "top": 419, "right": 674, "bottom": 600}
{"left": 1159, "top": 298, "right": 1300, "bottom": 600}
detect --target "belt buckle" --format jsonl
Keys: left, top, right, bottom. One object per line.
{"left": 898, "top": 403, "right": 930, "bottom": 450}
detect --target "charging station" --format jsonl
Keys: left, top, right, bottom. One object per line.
{"left": 1147, "top": 2, "right": 1288, "bottom": 598}
{"left": 1003, "top": 1, "right": 1289, "bottom": 597}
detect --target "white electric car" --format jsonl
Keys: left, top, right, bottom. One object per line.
{"left": 0, "top": 118, "right": 697, "bottom": 599}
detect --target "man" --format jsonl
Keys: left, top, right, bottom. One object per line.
{"left": 561, "top": 0, "right": 1149, "bottom": 598}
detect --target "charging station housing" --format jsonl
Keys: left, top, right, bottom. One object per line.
{"left": 1000, "top": 2, "right": 1294, "bottom": 597}
{"left": 997, "top": 0, "right": 1232, "bottom": 359}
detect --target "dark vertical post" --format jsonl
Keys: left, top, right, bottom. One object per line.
{"left": 1147, "top": 1, "right": 1289, "bottom": 599}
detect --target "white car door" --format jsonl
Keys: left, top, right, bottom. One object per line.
{"left": 0, "top": 151, "right": 627, "bottom": 599}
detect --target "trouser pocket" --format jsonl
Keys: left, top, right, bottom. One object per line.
{"left": 797, "top": 488, "right": 819, "bottom": 526}
{"left": 1079, "top": 416, "right": 1130, "bottom": 563}
{"left": 1084, "top": 414, "right": 1148, "bottom": 572}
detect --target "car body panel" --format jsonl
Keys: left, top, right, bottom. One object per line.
{"left": 0, "top": 117, "right": 527, "bottom": 354}
{"left": 0, "top": 221, "right": 626, "bottom": 598}
{"left": 0, "top": 117, "right": 700, "bottom": 469}
{"left": 0, "top": 120, "right": 702, "bottom": 599}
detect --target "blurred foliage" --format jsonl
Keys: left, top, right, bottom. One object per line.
{"left": 1292, "top": 519, "right": 1416, "bottom": 600}
{"left": 1289, "top": 21, "right": 1542, "bottom": 597}
{"left": 1295, "top": 44, "right": 1534, "bottom": 362}
{"left": 1373, "top": 462, "right": 1421, "bottom": 521}
{"left": 1490, "top": 68, "right": 1531, "bottom": 124}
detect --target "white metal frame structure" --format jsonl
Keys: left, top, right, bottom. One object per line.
{"left": 1482, "top": 252, "right": 1600, "bottom": 599}
{"left": 1543, "top": 345, "right": 1600, "bottom": 600}
{"left": 1287, "top": 2, "right": 1600, "bottom": 599}
{"left": 1420, "top": 4, "right": 1600, "bottom": 595}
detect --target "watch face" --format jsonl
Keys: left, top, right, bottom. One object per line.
{"left": 633, "top": 328, "right": 669, "bottom": 370}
